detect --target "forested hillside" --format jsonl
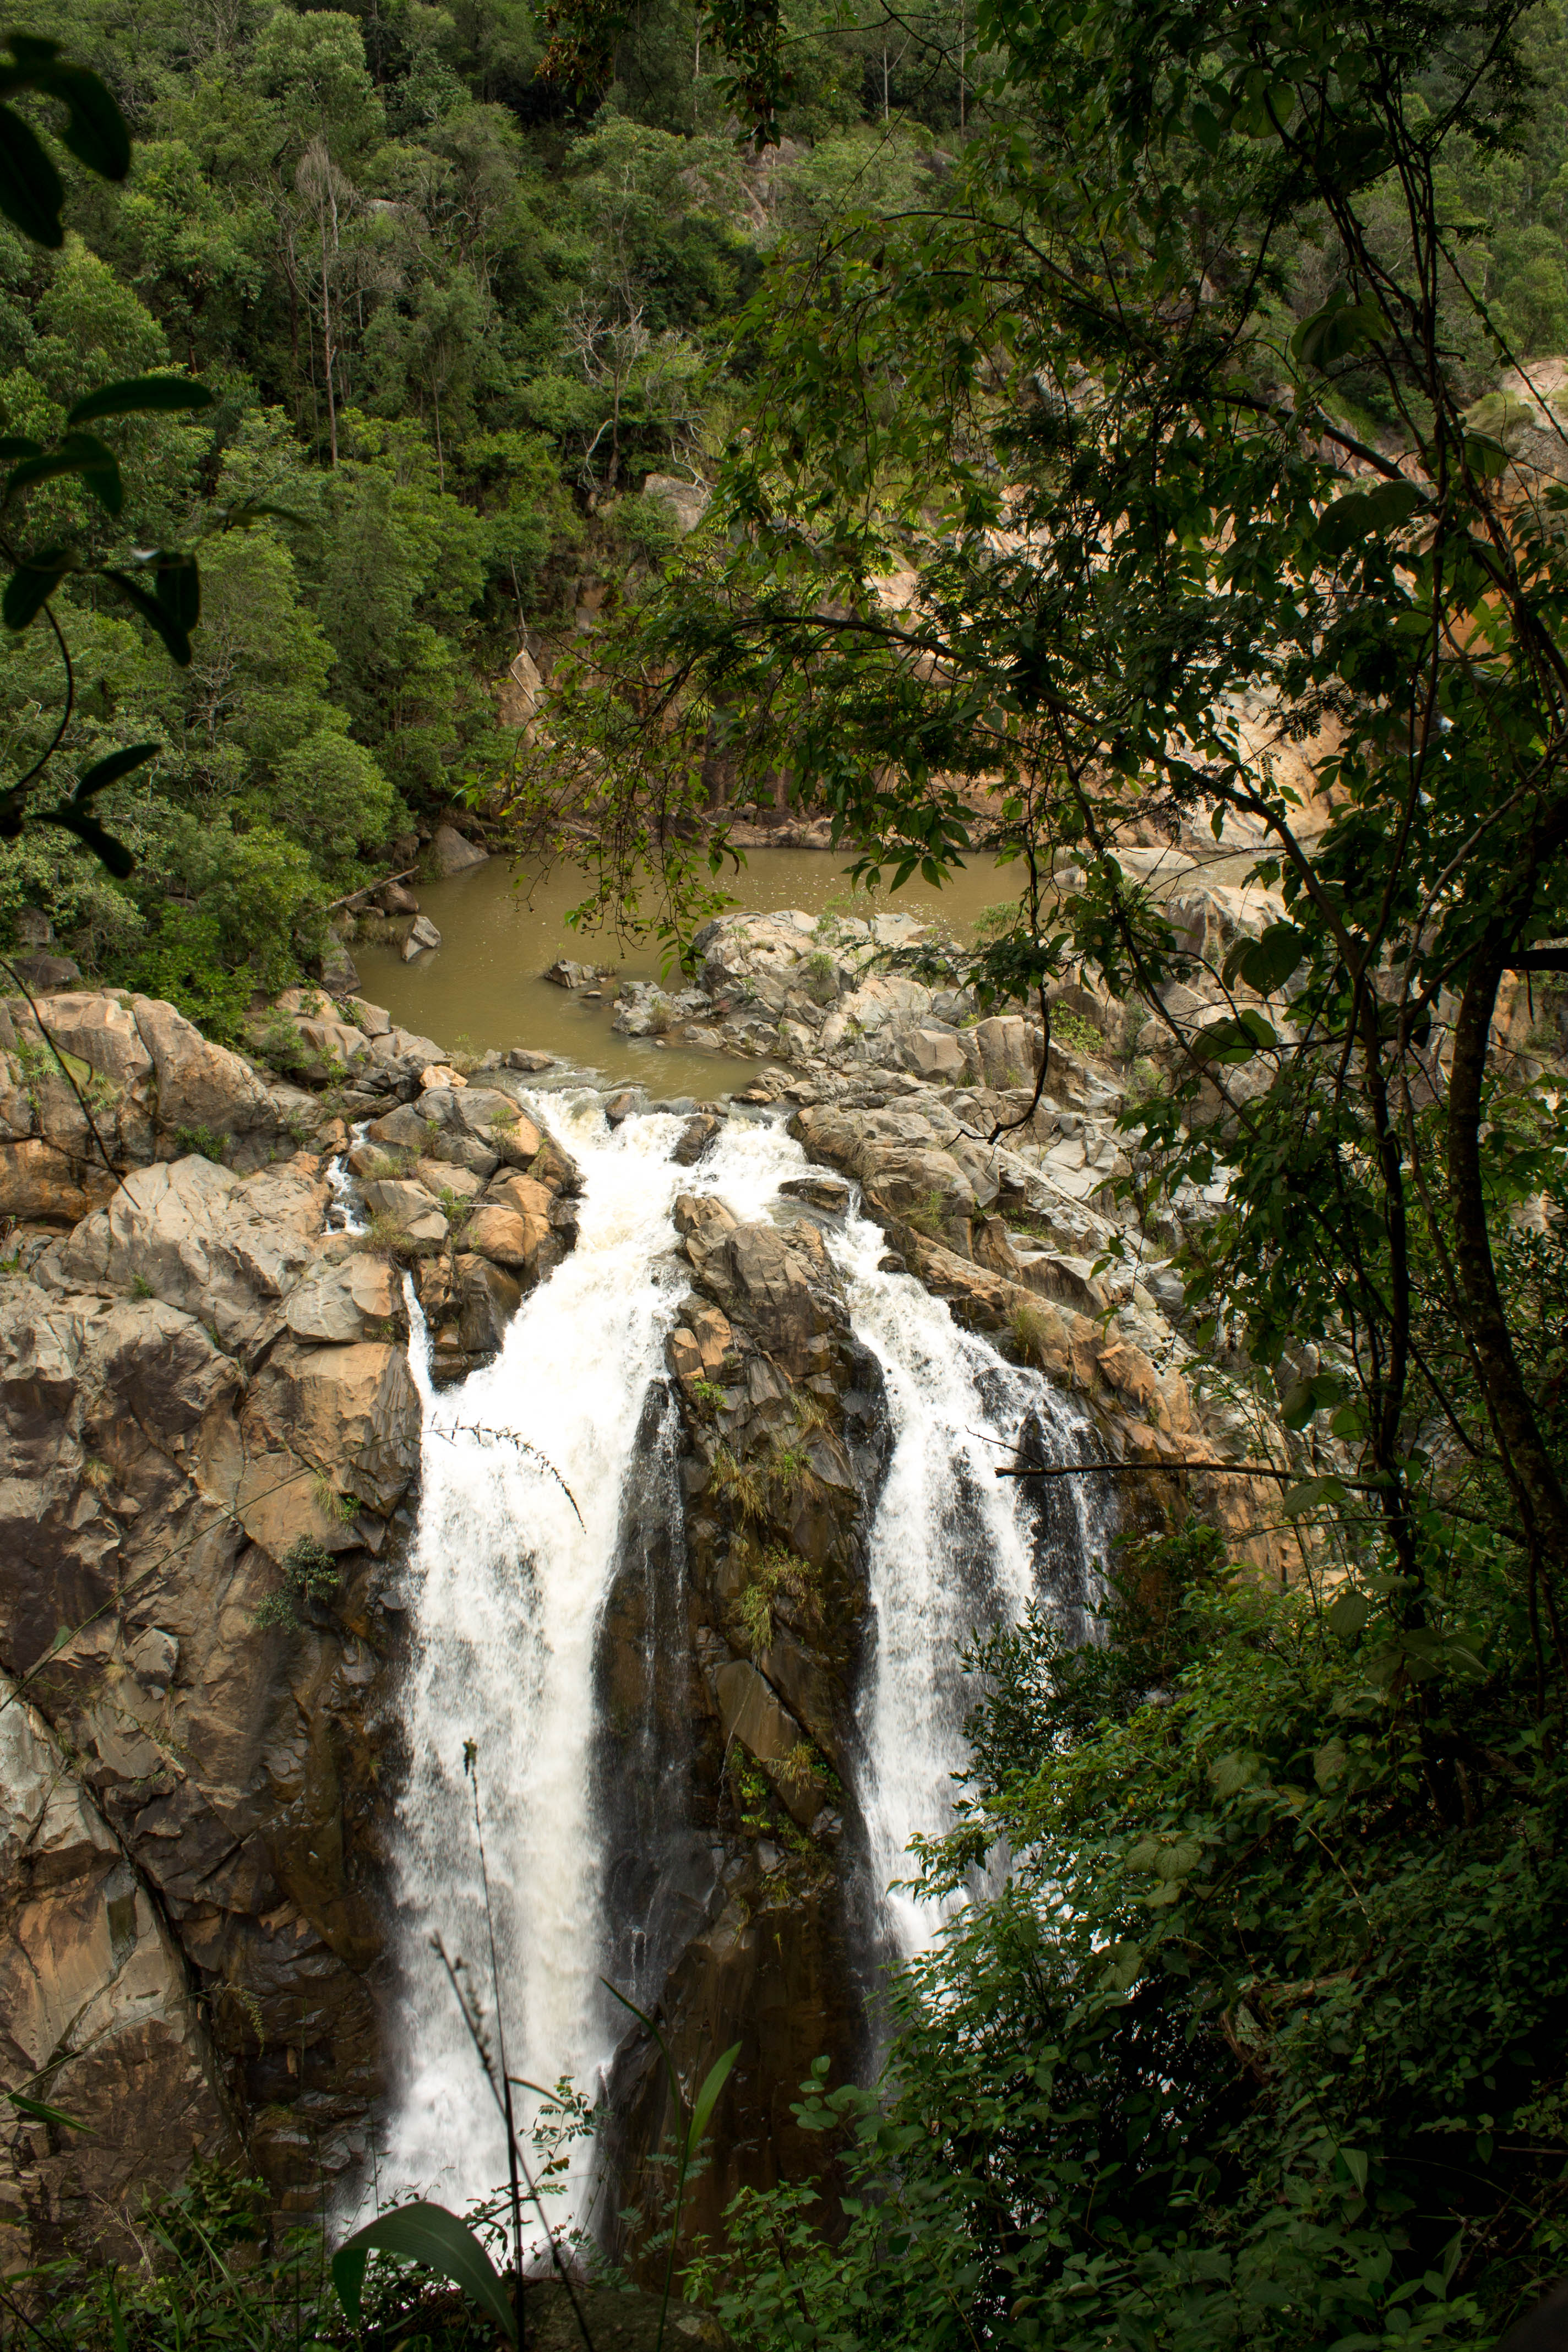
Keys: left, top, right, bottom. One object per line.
{"left": 0, "top": 0, "right": 985, "bottom": 1009}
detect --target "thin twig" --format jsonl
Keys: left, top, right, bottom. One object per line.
{"left": 429, "top": 1422, "right": 584, "bottom": 1526}
{"left": 432, "top": 1933, "right": 598, "bottom": 2352}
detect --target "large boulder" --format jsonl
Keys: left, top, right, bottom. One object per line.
{"left": 428, "top": 824, "right": 488, "bottom": 877}
{"left": 59, "top": 1156, "right": 328, "bottom": 1359}
{"left": 129, "top": 996, "right": 283, "bottom": 1152}
{"left": 0, "top": 1680, "right": 232, "bottom": 2266}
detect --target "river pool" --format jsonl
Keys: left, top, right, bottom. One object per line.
{"left": 351, "top": 847, "right": 1020, "bottom": 1093}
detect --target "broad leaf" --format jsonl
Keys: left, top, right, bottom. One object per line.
{"left": 3, "top": 431, "right": 122, "bottom": 512}
{"left": 1227, "top": 922, "right": 1307, "bottom": 997}
{"left": 1462, "top": 432, "right": 1510, "bottom": 480}
{"left": 67, "top": 375, "right": 217, "bottom": 427}
{"left": 102, "top": 567, "right": 194, "bottom": 664}
{"left": 3, "top": 546, "right": 73, "bottom": 629}
{"left": 35, "top": 61, "right": 129, "bottom": 182}
{"left": 155, "top": 549, "right": 200, "bottom": 631}
{"left": 1327, "top": 1591, "right": 1371, "bottom": 1638}
{"left": 331, "top": 2201, "right": 516, "bottom": 2342}
{"left": 1193, "top": 1008, "right": 1276, "bottom": 1063}
{"left": 1313, "top": 480, "right": 1424, "bottom": 561}
{"left": 75, "top": 743, "right": 159, "bottom": 799}
{"left": 43, "top": 806, "right": 135, "bottom": 877}
{"left": 1281, "top": 1474, "right": 1347, "bottom": 1517}
{"left": 1291, "top": 297, "right": 1382, "bottom": 370}
{"left": 0, "top": 102, "right": 64, "bottom": 246}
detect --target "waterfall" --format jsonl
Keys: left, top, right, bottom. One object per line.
{"left": 380, "top": 1098, "right": 1108, "bottom": 2216}
{"left": 832, "top": 1210, "right": 1107, "bottom": 1959}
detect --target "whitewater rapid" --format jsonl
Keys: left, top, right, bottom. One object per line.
{"left": 380, "top": 1095, "right": 1106, "bottom": 2215}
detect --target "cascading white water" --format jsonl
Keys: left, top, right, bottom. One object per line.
{"left": 383, "top": 1099, "right": 829, "bottom": 2215}
{"left": 381, "top": 1095, "right": 1109, "bottom": 2213}
{"left": 832, "top": 1208, "right": 1107, "bottom": 1957}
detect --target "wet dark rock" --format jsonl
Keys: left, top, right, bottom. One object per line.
{"left": 673, "top": 1113, "right": 723, "bottom": 1166}
{"left": 598, "top": 1204, "right": 890, "bottom": 2276}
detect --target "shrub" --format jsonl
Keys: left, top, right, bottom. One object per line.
{"left": 119, "top": 908, "right": 255, "bottom": 1046}
{"left": 252, "top": 1532, "right": 342, "bottom": 1632}
{"left": 695, "top": 1524, "right": 1568, "bottom": 2352}
{"left": 173, "top": 1124, "right": 226, "bottom": 1162}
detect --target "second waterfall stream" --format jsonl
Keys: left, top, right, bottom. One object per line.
{"left": 380, "top": 1088, "right": 1106, "bottom": 2217}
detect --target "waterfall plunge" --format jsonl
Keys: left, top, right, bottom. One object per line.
{"left": 383, "top": 1098, "right": 1107, "bottom": 2212}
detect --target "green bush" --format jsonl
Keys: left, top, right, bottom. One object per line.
{"left": 692, "top": 1524, "right": 1568, "bottom": 2351}
{"left": 122, "top": 910, "right": 254, "bottom": 1047}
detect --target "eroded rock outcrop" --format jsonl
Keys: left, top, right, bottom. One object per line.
{"left": 0, "top": 992, "right": 312, "bottom": 1221}
{"left": 0, "top": 1137, "right": 424, "bottom": 2237}
{"left": 350, "top": 1083, "right": 582, "bottom": 1381}
{"left": 598, "top": 1197, "right": 889, "bottom": 2269}
{"left": 0, "top": 1676, "right": 233, "bottom": 2267}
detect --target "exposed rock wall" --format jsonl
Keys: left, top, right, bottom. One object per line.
{"left": 598, "top": 1196, "right": 889, "bottom": 2269}
{"left": 0, "top": 980, "right": 588, "bottom": 2262}
{"left": 0, "top": 952, "right": 1308, "bottom": 2268}
{"left": 0, "top": 1674, "right": 233, "bottom": 2268}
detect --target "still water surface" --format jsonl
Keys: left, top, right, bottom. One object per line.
{"left": 353, "top": 848, "right": 1016, "bottom": 1092}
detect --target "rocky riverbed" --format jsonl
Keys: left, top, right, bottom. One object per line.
{"left": 0, "top": 925, "right": 1311, "bottom": 2267}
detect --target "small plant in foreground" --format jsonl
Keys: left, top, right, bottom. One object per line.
{"left": 252, "top": 1534, "right": 341, "bottom": 1631}
{"left": 173, "top": 1123, "right": 226, "bottom": 1162}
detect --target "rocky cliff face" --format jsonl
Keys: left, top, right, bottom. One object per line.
{"left": 597, "top": 1194, "right": 890, "bottom": 2266}
{"left": 0, "top": 986, "right": 579, "bottom": 2260}
{"left": 0, "top": 948, "right": 1304, "bottom": 2272}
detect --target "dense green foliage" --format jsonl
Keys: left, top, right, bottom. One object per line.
{"left": 540, "top": 0, "right": 1568, "bottom": 1635}
{"left": 515, "top": 0, "right": 1568, "bottom": 2338}
{"left": 0, "top": 0, "right": 984, "bottom": 1006}
{"left": 690, "top": 1513, "right": 1568, "bottom": 2349}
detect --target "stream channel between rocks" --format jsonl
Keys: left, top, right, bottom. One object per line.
{"left": 349, "top": 1082, "right": 1113, "bottom": 2233}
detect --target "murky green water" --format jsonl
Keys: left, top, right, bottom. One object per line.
{"left": 351, "top": 848, "right": 1017, "bottom": 1094}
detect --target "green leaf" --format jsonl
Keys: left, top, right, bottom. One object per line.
{"left": 215, "top": 496, "right": 314, "bottom": 530}
{"left": 1327, "top": 1591, "right": 1370, "bottom": 1637}
{"left": 1193, "top": 1011, "right": 1276, "bottom": 1063}
{"left": 1280, "top": 1370, "right": 1342, "bottom": 1430}
{"left": 6, "top": 2088, "right": 91, "bottom": 2132}
{"left": 1313, "top": 480, "right": 1424, "bottom": 560}
{"left": 74, "top": 742, "right": 159, "bottom": 800}
{"left": 34, "top": 61, "right": 129, "bottom": 183}
{"left": 1290, "top": 297, "right": 1382, "bottom": 370}
{"left": 67, "top": 375, "right": 217, "bottom": 427}
{"left": 1314, "top": 1736, "right": 1349, "bottom": 1789}
{"left": 3, "top": 545, "right": 73, "bottom": 629}
{"left": 0, "top": 434, "right": 40, "bottom": 460}
{"left": 1228, "top": 923, "right": 1307, "bottom": 997}
{"left": 1153, "top": 1837, "right": 1201, "bottom": 1882}
{"left": 102, "top": 567, "right": 194, "bottom": 664}
{"left": 1462, "top": 432, "right": 1510, "bottom": 480}
{"left": 155, "top": 549, "right": 200, "bottom": 631}
{"left": 42, "top": 806, "right": 135, "bottom": 878}
{"left": 1281, "top": 1474, "right": 1346, "bottom": 1518}
{"left": 0, "top": 101, "right": 64, "bottom": 246}
{"left": 1340, "top": 2146, "right": 1369, "bottom": 2193}
{"left": 1190, "top": 102, "right": 1224, "bottom": 153}
{"left": 331, "top": 2202, "right": 516, "bottom": 2343}
{"left": 687, "top": 2041, "right": 741, "bottom": 2157}
{"left": 1210, "top": 1750, "right": 1261, "bottom": 1798}
{"left": 3, "top": 431, "right": 122, "bottom": 512}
